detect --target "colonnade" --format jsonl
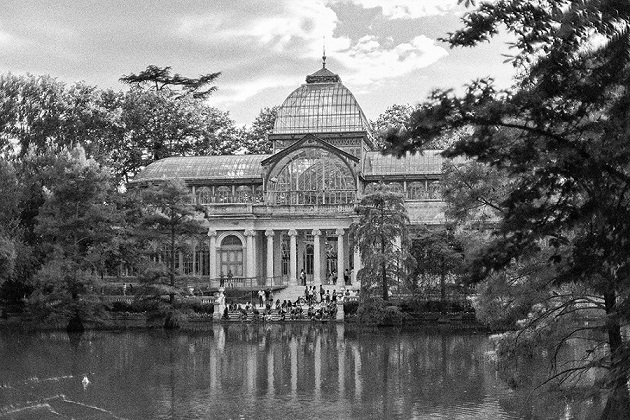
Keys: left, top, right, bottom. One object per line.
{"left": 207, "top": 227, "right": 362, "bottom": 286}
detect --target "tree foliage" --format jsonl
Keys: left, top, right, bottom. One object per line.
{"left": 386, "top": 0, "right": 630, "bottom": 417}
{"left": 352, "top": 184, "right": 415, "bottom": 301}
{"left": 239, "top": 106, "right": 278, "bottom": 154}
{"left": 120, "top": 65, "right": 221, "bottom": 99}
{"left": 130, "top": 179, "right": 206, "bottom": 309}
{"left": 27, "top": 145, "right": 120, "bottom": 329}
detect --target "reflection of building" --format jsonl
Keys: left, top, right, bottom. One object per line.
{"left": 132, "top": 63, "right": 447, "bottom": 288}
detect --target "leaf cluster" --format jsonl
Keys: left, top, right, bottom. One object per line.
{"left": 120, "top": 65, "right": 221, "bottom": 99}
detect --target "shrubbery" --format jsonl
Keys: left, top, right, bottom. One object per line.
{"left": 355, "top": 297, "right": 409, "bottom": 326}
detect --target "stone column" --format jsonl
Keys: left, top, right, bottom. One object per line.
{"left": 208, "top": 229, "right": 218, "bottom": 282}
{"left": 312, "top": 229, "right": 322, "bottom": 285}
{"left": 288, "top": 229, "right": 298, "bottom": 286}
{"left": 245, "top": 230, "right": 256, "bottom": 280}
{"left": 353, "top": 247, "right": 362, "bottom": 285}
{"left": 336, "top": 228, "right": 344, "bottom": 285}
{"left": 265, "top": 229, "right": 274, "bottom": 286}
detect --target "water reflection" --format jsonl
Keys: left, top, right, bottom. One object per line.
{"left": 0, "top": 325, "right": 604, "bottom": 419}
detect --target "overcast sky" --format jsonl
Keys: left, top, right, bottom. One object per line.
{"left": 1, "top": 0, "right": 516, "bottom": 126}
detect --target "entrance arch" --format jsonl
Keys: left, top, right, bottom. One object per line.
{"left": 219, "top": 235, "right": 243, "bottom": 278}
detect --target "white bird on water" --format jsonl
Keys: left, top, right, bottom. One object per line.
{"left": 82, "top": 375, "right": 90, "bottom": 390}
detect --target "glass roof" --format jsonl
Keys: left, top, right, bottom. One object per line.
{"left": 132, "top": 155, "right": 269, "bottom": 182}
{"left": 363, "top": 150, "right": 446, "bottom": 176}
{"left": 274, "top": 82, "right": 372, "bottom": 135}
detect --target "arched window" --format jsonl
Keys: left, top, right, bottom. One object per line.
{"left": 195, "top": 238, "right": 210, "bottom": 276}
{"left": 364, "top": 183, "right": 377, "bottom": 195}
{"left": 427, "top": 181, "right": 441, "bottom": 199}
{"left": 254, "top": 185, "right": 264, "bottom": 203}
{"left": 235, "top": 185, "right": 252, "bottom": 203}
{"left": 216, "top": 186, "right": 232, "bottom": 203}
{"left": 407, "top": 182, "right": 428, "bottom": 200}
{"left": 219, "top": 235, "right": 243, "bottom": 277}
{"left": 196, "top": 187, "right": 212, "bottom": 204}
{"left": 383, "top": 182, "right": 403, "bottom": 194}
{"left": 266, "top": 148, "right": 356, "bottom": 205}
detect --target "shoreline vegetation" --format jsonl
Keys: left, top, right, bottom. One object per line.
{"left": 0, "top": 299, "right": 484, "bottom": 332}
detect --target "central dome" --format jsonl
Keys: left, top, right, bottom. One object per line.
{"left": 273, "top": 66, "right": 372, "bottom": 135}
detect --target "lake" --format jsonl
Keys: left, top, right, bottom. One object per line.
{"left": 0, "top": 324, "right": 604, "bottom": 419}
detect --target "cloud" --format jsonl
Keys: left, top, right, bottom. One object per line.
{"left": 333, "top": 35, "right": 448, "bottom": 86}
{"left": 177, "top": 1, "right": 339, "bottom": 54}
{"left": 339, "top": 0, "right": 461, "bottom": 19}
{"left": 176, "top": 0, "right": 449, "bottom": 106}
{"left": 209, "top": 75, "right": 301, "bottom": 108}
{"left": 0, "top": 28, "right": 21, "bottom": 51}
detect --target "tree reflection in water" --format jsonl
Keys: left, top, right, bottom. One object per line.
{"left": 0, "top": 325, "right": 606, "bottom": 419}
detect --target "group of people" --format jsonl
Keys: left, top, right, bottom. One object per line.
{"left": 300, "top": 268, "right": 352, "bottom": 286}
{"left": 222, "top": 297, "right": 339, "bottom": 321}
{"left": 304, "top": 284, "right": 349, "bottom": 305}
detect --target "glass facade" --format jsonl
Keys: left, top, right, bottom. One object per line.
{"left": 274, "top": 83, "right": 372, "bottom": 135}
{"left": 267, "top": 148, "right": 356, "bottom": 205}
{"left": 134, "top": 155, "right": 269, "bottom": 182}
{"left": 363, "top": 151, "right": 444, "bottom": 176}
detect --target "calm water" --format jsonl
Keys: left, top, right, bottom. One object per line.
{"left": 0, "top": 325, "right": 603, "bottom": 420}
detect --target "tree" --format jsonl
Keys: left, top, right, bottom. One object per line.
{"left": 411, "top": 225, "right": 465, "bottom": 314}
{"left": 116, "top": 66, "right": 240, "bottom": 180}
{"left": 352, "top": 183, "right": 414, "bottom": 301}
{"left": 0, "top": 159, "right": 20, "bottom": 283}
{"left": 386, "top": 1, "right": 630, "bottom": 417}
{"left": 239, "top": 106, "right": 278, "bottom": 154}
{"left": 371, "top": 104, "right": 415, "bottom": 150}
{"left": 130, "top": 179, "right": 206, "bottom": 327}
{"left": 116, "top": 90, "right": 240, "bottom": 180}
{"left": 0, "top": 74, "right": 123, "bottom": 160}
{"left": 28, "top": 145, "right": 121, "bottom": 330}
{"left": 120, "top": 65, "right": 221, "bottom": 99}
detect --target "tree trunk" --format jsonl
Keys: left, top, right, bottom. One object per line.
{"left": 600, "top": 290, "right": 630, "bottom": 420}
{"left": 440, "top": 256, "right": 446, "bottom": 315}
{"left": 382, "top": 235, "right": 388, "bottom": 301}
{"left": 169, "top": 223, "right": 175, "bottom": 304}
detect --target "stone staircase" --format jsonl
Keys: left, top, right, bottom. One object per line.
{"left": 270, "top": 284, "right": 359, "bottom": 306}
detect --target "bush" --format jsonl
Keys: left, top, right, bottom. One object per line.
{"left": 176, "top": 300, "right": 214, "bottom": 314}
{"left": 109, "top": 301, "right": 134, "bottom": 312}
{"left": 343, "top": 301, "right": 359, "bottom": 316}
{"left": 356, "top": 297, "right": 409, "bottom": 326}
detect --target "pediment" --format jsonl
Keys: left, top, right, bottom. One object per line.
{"left": 261, "top": 134, "right": 359, "bottom": 168}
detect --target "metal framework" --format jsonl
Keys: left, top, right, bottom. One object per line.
{"left": 267, "top": 148, "right": 356, "bottom": 205}
{"left": 274, "top": 83, "right": 371, "bottom": 134}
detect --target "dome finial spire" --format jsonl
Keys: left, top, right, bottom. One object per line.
{"left": 322, "top": 36, "right": 326, "bottom": 68}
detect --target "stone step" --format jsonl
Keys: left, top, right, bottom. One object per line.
{"left": 270, "top": 285, "right": 358, "bottom": 306}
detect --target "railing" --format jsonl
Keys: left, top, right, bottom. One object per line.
{"left": 197, "top": 202, "right": 357, "bottom": 216}
{"left": 253, "top": 204, "right": 355, "bottom": 215}
{"left": 100, "top": 275, "right": 289, "bottom": 290}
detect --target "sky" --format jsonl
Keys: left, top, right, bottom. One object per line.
{"left": 0, "top": 0, "right": 517, "bottom": 126}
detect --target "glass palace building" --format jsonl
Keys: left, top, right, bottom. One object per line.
{"left": 132, "top": 64, "right": 446, "bottom": 289}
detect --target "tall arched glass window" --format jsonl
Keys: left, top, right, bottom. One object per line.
{"left": 195, "top": 238, "right": 210, "bottom": 276}
{"left": 407, "top": 182, "right": 428, "bottom": 200}
{"left": 235, "top": 185, "right": 252, "bottom": 203}
{"left": 196, "top": 187, "right": 212, "bottom": 204}
{"left": 219, "top": 235, "right": 243, "bottom": 277}
{"left": 267, "top": 148, "right": 356, "bottom": 205}
{"left": 216, "top": 186, "right": 232, "bottom": 203}
{"left": 427, "top": 181, "right": 441, "bottom": 199}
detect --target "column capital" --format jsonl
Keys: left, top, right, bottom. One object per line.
{"left": 244, "top": 229, "right": 256, "bottom": 237}
{"left": 312, "top": 229, "right": 322, "bottom": 236}
{"left": 265, "top": 229, "right": 275, "bottom": 237}
{"left": 288, "top": 229, "right": 298, "bottom": 237}
{"left": 335, "top": 228, "right": 345, "bottom": 237}
{"left": 207, "top": 229, "right": 217, "bottom": 237}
